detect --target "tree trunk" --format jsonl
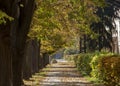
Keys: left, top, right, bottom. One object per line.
{"left": 23, "top": 40, "right": 33, "bottom": 80}
{"left": 0, "top": 28, "right": 12, "bottom": 86}
{"left": 83, "top": 35, "right": 86, "bottom": 53}
{"left": 12, "top": 0, "right": 35, "bottom": 85}
{"left": 43, "top": 53, "right": 49, "bottom": 67}
{"left": 32, "top": 39, "right": 40, "bottom": 73}
{"left": 0, "top": 0, "right": 14, "bottom": 85}
{"left": 79, "top": 37, "right": 82, "bottom": 53}
{"left": 0, "top": 0, "right": 35, "bottom": 85}
{"left": 23, "top": 38, "right": 40, "bottom": 79}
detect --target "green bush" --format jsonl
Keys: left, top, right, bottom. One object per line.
{"left": 74, "top": 55, "right": 79, "bottom": 66}
{"left": 90, "top": 53, "right": 114, "bottom": 80}
{"left": 90, "top": 52, "right": 120, "bottom": 85}
{"left": 73, "top": 51, "right": 120, "bottom": 85}
{"left": 98, "top": 55, "right": 120, "bottom": 86}
{"left": 74, "top": 53, "right": 94, "bottom": 75}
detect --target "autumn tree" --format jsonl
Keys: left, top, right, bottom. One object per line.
{"left": 0, "top": 0, "right": 107, "bottom": 85}
{"left": 28, "top": 0, "right": 75, "bottom": 54}
{"left": 29, "top": 0, "right": 107, "bottom": 54}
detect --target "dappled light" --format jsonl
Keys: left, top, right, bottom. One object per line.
{"left": 24, "top": 60, "right": 95, "bottom": 86}
{"left": 0, "top": 0, "right": 120, "bottom": 86}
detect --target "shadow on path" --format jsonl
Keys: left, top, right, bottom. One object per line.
{"left": 39, "top": 60, "right": 93, "bottom": 86}
{"left": 24, "top": 59, "right": 103, "bottom": 86}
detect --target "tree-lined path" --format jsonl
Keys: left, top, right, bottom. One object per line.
{"left": 0, "top": 0, "right": 119, "bottom": 85}
{"left": 24, "top": 59, "right": 94, "bottom": 86}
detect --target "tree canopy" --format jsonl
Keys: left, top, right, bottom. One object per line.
{"left": 28, "top": 0, "right": 106, "bottom": 53}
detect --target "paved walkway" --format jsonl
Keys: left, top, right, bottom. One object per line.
{"left": 24, "top": 59, "right": 94, "bottom": 86}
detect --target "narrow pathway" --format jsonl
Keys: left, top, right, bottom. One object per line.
{"left": 39, "top": 59, "right": 93, "bottom": 86}
{"left": 24, "top": 59, "right": 94, "bottom": 86}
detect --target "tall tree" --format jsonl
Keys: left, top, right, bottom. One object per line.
{"left": 28, "top": 0, "right": 75, "bottom": 54}
{"left": 0, "top": 0, "right": 35, "bottom": 85}
{"left": 68, "top": 0, "right": 106, "bottom": 53}
{"left": 29, "top": 0, "right": 106, "bottom": 54}
{"left": 87, "top": 0, "right": 120, "bottom": 52}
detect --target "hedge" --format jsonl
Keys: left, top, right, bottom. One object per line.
{"left": 73, "top": 52, "right": 120, "bottom": 85}
{"left": 74, "top": 53, "right": 94, "bottom": 75}
{"left": 97, "top": 55, "right": 120, "bottom": 86}
{"left": 90, "top": 52, "right": 114, "bottom": 81}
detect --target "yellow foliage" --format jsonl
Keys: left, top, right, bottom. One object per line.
{"left": 99, "top": 56, "right": 120, "bottom": 85}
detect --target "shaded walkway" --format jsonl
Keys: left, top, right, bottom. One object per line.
{"left": 24, "top": 59, "right": 94, "bottom": 86}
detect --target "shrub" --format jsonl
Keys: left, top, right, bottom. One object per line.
{"left": 98, "top": 55, "right": 120, "bottom": 86}
{"left": 90, "top": 52, "right": 120, "bottom": 85}
{"left": 73, "top": 51, "right": 120, "bottom": 85}
{"left": 71, "top": 51, "right": 120, "bottom": 85}
{"left": 90, "top": 52, "right": 114, "bottom": 79}
{"left": 74, "top": 53, "right": 94, "bottom": 75}
{"left": 74, "top": 55, "right": 79, "bottom": 66}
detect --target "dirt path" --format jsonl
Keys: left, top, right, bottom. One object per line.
{"left": 38, "top": 59, "right": 93, "bottom": 86}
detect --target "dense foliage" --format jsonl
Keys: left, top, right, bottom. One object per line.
{"left": 74, "top": 53, "right": 93, "bottom": 75}
{"left": 1, "top": 0, "right": 119, "bottom": 86}
{"left": 70, "top": 52, "right": 120, "bottom": 85}
{"left": 99, "top": 56, "right": 120, "bottom": 86}
{"left": 28, "top": 0, "right": 106, "bottom": 53}
{"left": 90, "top": 52, "right": 114, "bottom": 81}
